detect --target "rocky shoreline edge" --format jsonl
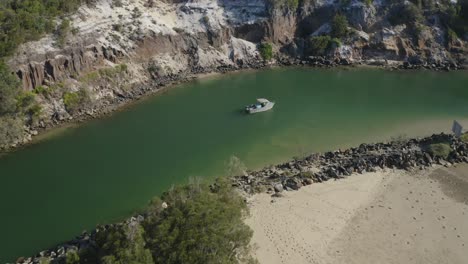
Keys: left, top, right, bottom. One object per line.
{"left": 1, "top": 57, "right": 466, "bottom": 154}
{"left": 12, "top": 132, "right": 468, "bottom": 264}
{"left": 233, "top": 133, "right": 467, "bottom": 195}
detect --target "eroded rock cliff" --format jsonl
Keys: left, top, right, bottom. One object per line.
{"left": 2, "top": 0, "right": 467, "bottom": 149}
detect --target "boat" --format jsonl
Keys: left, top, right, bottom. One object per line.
{"left": 245, "top": 98, "right": 275, "bottom": 114}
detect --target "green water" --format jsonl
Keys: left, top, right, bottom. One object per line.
{"left": 1, "top": 68, "right": 468, "bottom": 261}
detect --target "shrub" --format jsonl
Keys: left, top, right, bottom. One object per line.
{"left": 268, "top": 0, "right": 299, "bottom": 10}
{"left": 285, "top": 0, "right": 299, "bottom": 9}
{"left": 388, "top": 3, "right": 423, "bottom": 26}
{"left": 38, "top": 258, "right": 51, "bottom": 264}
{"left": 427, "top": 143, "right": 451, "bottom": 159}
{"left": 460, "top": 133, "right": 468, "bottom": 143}
{"left": 16, "top": 91, "right": 36, "bottom": 112}
{"left": 0, "top": 115, "right": 23, "bottom": 146}
{"left": 65, "top": 251, "right": 80, "bottom": 264}
{"left": 0, "top": 61, "right": 20, "bottom": 114}
{"left": 225, "top": 155, "right": 247, "bottom": 177}
{"left": 363, "top": 0, "right": 373, "bottom": 6}
{"left": 331, "top": 14, "right": 349, "bottom": 38}
{"left": 144, "top": 177, "right": 255, "bottom": 264}
{"left": 447, "top": 27, "right": 459, "bottom": 42}
{"left": 34, "top": 86, "right": 48, "bottom": 95}
{"left": 441, "top": 1, "right": 468, "bottom": 40}
{"left": 308, "top": 35, "right": 332, "bottom": 55}
{"left": 80, "top": 72, "right": 100, "bottom": 83}
{"left": 330, "top": 37, "right": 342, "bottom": 48}
{"left": 112, "top": 24, "right": 123, "bottom": 32}
{"left": 63, "top": 89, "right": 90, "bottom": 113}
{"left": 132, "top": 7, "right": 142, "bottom": 18}
{"left": 56, "top": 19, "right": 71, "bottom": 47}
{"left": 98, "top": 64, "right": 127, "bottom": 78}
{"left": 63, "top": 92, "right": 80, "bottom": 112}
{"left": 340, "top": 0, "right": 351, "bottom": 6}
{"left": 258, "top": 42, "right": 273, "bottom": 60}
{"left": 96, "top": 223, "right": 153, "bottom": 264}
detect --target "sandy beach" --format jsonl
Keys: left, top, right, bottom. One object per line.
{"left": 245, "top": 165, "right": 468, "bottom": 264}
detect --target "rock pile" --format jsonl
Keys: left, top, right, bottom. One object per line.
{"left": 233, "top": 133, "right": 468, "bottom": 194}
{"left": 14, "top": 216, "right": 145, "bottom": 264}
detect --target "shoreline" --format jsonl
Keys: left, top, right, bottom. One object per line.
{"left": 1, "top": 60, "right": 466, "bottom": 155}
{"left": 13, "top": 132, "right": 468, "bottom": 263}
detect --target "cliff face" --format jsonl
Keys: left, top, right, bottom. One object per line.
{"left": 4, "top": 0, "right": 467, "bottom": 135}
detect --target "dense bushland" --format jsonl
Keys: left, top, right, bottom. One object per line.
{"left": 0, "top": 0, "right": 95, "bottom": 58}
{"left": 55, "top": 177, "right": 255, "bottom": 264}
{"left": 0, "top": 0, "right": 97, "bottom": 146}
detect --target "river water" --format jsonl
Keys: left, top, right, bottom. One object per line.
{"left": 1, "top": 67, "right": 468, "bottom": 261}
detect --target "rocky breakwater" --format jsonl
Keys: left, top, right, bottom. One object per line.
{"left": 233, "top": 133, "right": 468, "bottom": 195}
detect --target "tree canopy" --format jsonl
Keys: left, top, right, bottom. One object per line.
{"left": 0, "top": 0, "right": 94, "bottom": 58}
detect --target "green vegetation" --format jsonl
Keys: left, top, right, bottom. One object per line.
{"left": 63, "top": 89, "right": 91, "bottom": 114}
{"left": 0, "top": 0, "right": 94, "bottom": 58}
{"left": 331, "top": 14, "right": 349, "bottom": 38}
{"left": 69, "top": 177, "right": 255, "bottom": 264}
{"left": 427, "top": 143, "right": 452, "bottom": 159}
{"left": 363, "top": 0, "right": 373, "bottom": 6}
{"left": 308, "top": 35, "right": 332, "bottom": 55}
{"left": 56, "top": 19, "right": 71, "bottom": 47}
{"left": 96, "top": 223, "right": 153, "bottom": 264}
{"left": 0, "top": 114, "right": 23, "bottom": 146}
{"left": 144, "top": 178, "right": 254, "bottom": 264}
{"left": 447, "top": 27, "right": 459, "bottom": 43}
{"left": 16, "top": 91, "right": 42, "bottom": 124}
{"left": 442, "top": 0, "right": 468, "bottom": 40}
{"left": 388, "top": 2, "right": 423, "bottom": 26}
{"left": 38, "top": 257, "right": 51, "bottom": 264}
{"left": 307, "top": 36, "right": 341, "bottom": 55}
{"left": 460, "top": 133, "right": 468, "bottom": 143}
{"left": 268, "top": 0, "right": 300, "bottom": 10}
{"left": 225, "top": 155, "right": 247, "bottom": 177}
{"left": 65, "top": 251, "right": 80, "bottom": 264}
{"left": 258, "top": 42, "right": 273, "bottom": 61}
{"left": 0, "top": 61, "right": 20, "bottom": 114}
{"left": 98, "top": 64, "right": 128, "bottom": 79}
{"left": 339, "top": 0, "right": 351, "bottom": 6}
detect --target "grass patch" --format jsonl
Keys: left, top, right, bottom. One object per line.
{"left": 98, "top": 64, "right": 128, "bottom": 79}
{"left": 460, "top": 133, "right": 468, "bottom": 143}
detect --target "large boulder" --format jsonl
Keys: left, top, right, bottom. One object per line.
{"left": 283, "top": 178, "right": 303, "bottom": 191}
{"left": 274, "top": 183, "right": 284, "bottom": 193}
{"left": 345, "top": 1, "right": 377, "bottom": 31}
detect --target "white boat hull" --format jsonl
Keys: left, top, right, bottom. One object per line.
{"left": 247, "top": 102, "right": 275, "bottom": 114}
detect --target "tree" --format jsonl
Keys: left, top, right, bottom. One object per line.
{"left": 388, "top": 3, "right": 423, "bottom": 26}
{"left": 96, "top": 222, "right": 154, "bottom": 264}
{"left": 0, "top": 114, "right": 23, "bottom": 146}
{"left": 0, "top": 61, "right": 19, "bottom": 114}
{"left": 308, "top": 35, "right": 332, "bottom": 55}
{"left": 331, "top": 14, "right": 349, "bottom": 38}
{"left": 144, "top": 179, "right": 255, "bottom": 264}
